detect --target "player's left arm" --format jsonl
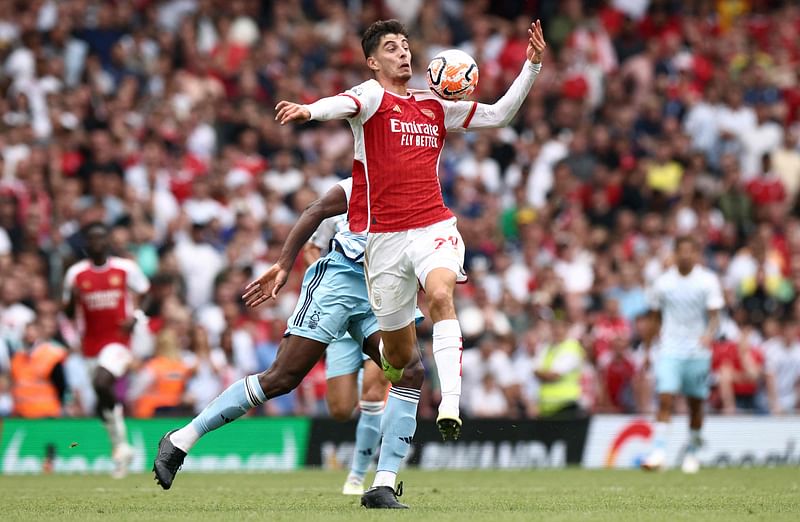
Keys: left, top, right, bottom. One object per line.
{"left": 243, "top": 184, "right": 348, "bottom": 307}
{"left": 446, "top": 20, "right": 546, "bottom": 131}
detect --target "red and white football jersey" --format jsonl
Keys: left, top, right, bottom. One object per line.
{"left": 62, "top": 257, "right": 150, "bottom": 357}
{"left": 340, "top": 80, "right": 480, "bottom": 234}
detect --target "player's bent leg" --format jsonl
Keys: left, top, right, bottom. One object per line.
{"left": 326, "top": 372, "right": 360, "bottom": 421}
{"left": 682, "top": 396, "right": 705, "bottom": 474}
{"left": 642, "top": 393, "right": 675, "bottom": 471}
{"left": 358, "top": 332, "right": 423, "bottom": 508}
{"left": 424, "top": 267, "right": 463, "bottom": 441}
{"left": 93, "top": 352, "right": 133, "bottom": 479}
{"left": 344, "top": 361, "right": 389, "bottom": 495}
{"left": 362, "top": 351, "right": 423, "bottom": 509}
{"left": 682, "top": 358, "right": 710, "bottom": 474}
{"left": 378, "top": 322, "right": 416, "bottom": 383}
{"left": 154, "top": 336, "right": 328, "bottom": 490}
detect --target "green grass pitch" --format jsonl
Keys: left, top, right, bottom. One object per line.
{"left": 1, "top": 469, "right": 798, "bottom": 521}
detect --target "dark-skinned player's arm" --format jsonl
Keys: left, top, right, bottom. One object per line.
{"left": 242, "top": 184, "right": 348, "bottom": 307}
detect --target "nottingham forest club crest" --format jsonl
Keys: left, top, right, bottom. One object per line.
{"left": 308, "top": 310, "right": 320, "bottom": 330}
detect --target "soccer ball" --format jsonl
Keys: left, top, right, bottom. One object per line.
{"left": 426, "top": 49, "right": 479, "bottom": 101}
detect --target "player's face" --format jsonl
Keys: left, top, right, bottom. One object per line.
{"left": 372, "top": 34, "right": 412, "bottom": 82}
{"left": 85, "top": 227, "right": 109, "bottom": 258}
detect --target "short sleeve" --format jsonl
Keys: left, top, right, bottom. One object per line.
{"left": 336, "top": 177, "right": 353, "bottom": 203}
{"left": 342, "top": 80, "right": 384, "bottom": 125}
{"left": 125, "top": 261, "right": 151, "bottom": 295}
{"left": 310, "top": 217, "right": 337, "bottom": 250}
{"left": 705, "top": 272, "right": 724, "bottom": 311}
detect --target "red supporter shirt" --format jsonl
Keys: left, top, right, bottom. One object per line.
{"left": 711, "top": 340, "right": 765, "bottom": 396}
{"left": 593, "top": 316, "right": 631, "bottom": 359}
{"left": 746, "top": 176, "right": 785, "bottom": 206}
{"left": 63, "top": 257, "right": 150, "bottom": 357}
{"left": 598, "top": 351, "right": 636, "bottom": 411}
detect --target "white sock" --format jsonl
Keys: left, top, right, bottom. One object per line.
{"left": 433, "top": 319, "right": 462, "bottom": 415}
{"left": 372, "top": 470, "right": 397, "bottom": 489}
{"left": 170, "top": 424, "right": 200, "bottom": 453}
{"left": 102, "top": 404, "right": 128, "bottom": 450}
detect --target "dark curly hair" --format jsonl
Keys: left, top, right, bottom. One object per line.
{"left": 361, "top": 19, "right": 409, "bottom": 58}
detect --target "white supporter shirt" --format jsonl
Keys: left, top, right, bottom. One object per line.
{"left": 649, "top": 265, "right": 724, "bottom": 359}
{"left": 764, "top": 339, "right": 800, "bottom": 412}
{"left": 174, "top": 240, "right": 225, "bottom": 310}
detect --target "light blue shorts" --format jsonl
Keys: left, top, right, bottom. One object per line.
{"left": 325, "top": 312, "right": 426, "bottom": 379}
{"left": 655, "top": 355, "right": 711, "bottom": 399}
{"left": 325, "top": 333, "right": 366, "bottom": 379}
{"left": 285, "top": 251, "right": 378, "bottom": 348}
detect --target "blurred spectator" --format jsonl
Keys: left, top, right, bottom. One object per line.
{"left": 0, "top": 373, "right": 12, "bottom": 417}
{"left": 596, "top": 332, "right": 637, "bottom": 413}
{"left": 607, "top": 263, "right": 649, "bottom": 322}
{"left": 184, "top": 324, "right": 231, "bottom": 414}
{"left": 469, "top": 374, "right": 509, "bottom": 418}
{"left": 712, "top": 327, "right": 765, "bottom": 414}
{"left": 174, "top": 216, "right": 225, "bottom": 310}
{"left": 9, "top": 320, "right": 68, "bottom": 418}
{"left": 763, "top": 318, "right": 800, "bottom": 415}
{"left": 771, "top": 129, "right": 800, "bottom": 205}
{"left": 130, "top": 327, "right": 192, "bottom": 418}
{"left": 534, "top": 319, "right": 586, "bottom": 418}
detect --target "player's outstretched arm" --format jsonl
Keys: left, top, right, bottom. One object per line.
{"left": 275, "top": 101, "right": 311, "bottom": 125}
{"left": 275, "top": 93, "right": 359, "bottom": 125}
{"left": 460, "top": 20, "right": 546, "bottom": 130}
{"left": 242, "top": 184, "right": 348, "bottom": 307}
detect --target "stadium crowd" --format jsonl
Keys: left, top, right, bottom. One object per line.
{"left": 1, "top": 0, "right": 800, "bottom": 421}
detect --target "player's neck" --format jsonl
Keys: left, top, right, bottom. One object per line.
{"left": 677, "top": 264, "right": 694, "bottom": 276}
{"left": 90, "top": 255, "right": 109, "bottom": 267}
{"left": 378, "top": 76, "right": 408, "bottom": 97}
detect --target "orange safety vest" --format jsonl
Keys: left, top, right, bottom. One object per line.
{"left": 11, "top": 342, "right": 68, "bottom": 418}
{"left": 133, "top": 357, "right": 190, "bottom": 418}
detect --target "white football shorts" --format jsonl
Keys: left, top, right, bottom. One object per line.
{"left": 365, "top": 217, "right": 466, "bottom": 331}
{"left": 85, "top": 342, "right": 133, "bottom": 379}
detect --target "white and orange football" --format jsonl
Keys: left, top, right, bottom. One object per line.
{"left": 426, "top": 49, "right": 479, "bottom": 101}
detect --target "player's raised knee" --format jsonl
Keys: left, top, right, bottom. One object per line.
{"left": 427, "top": 286, "right": 455, "bottom": 317}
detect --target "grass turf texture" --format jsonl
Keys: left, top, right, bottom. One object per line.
{"left": 1, "top": 469, "right": 798, "bottom": 521}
